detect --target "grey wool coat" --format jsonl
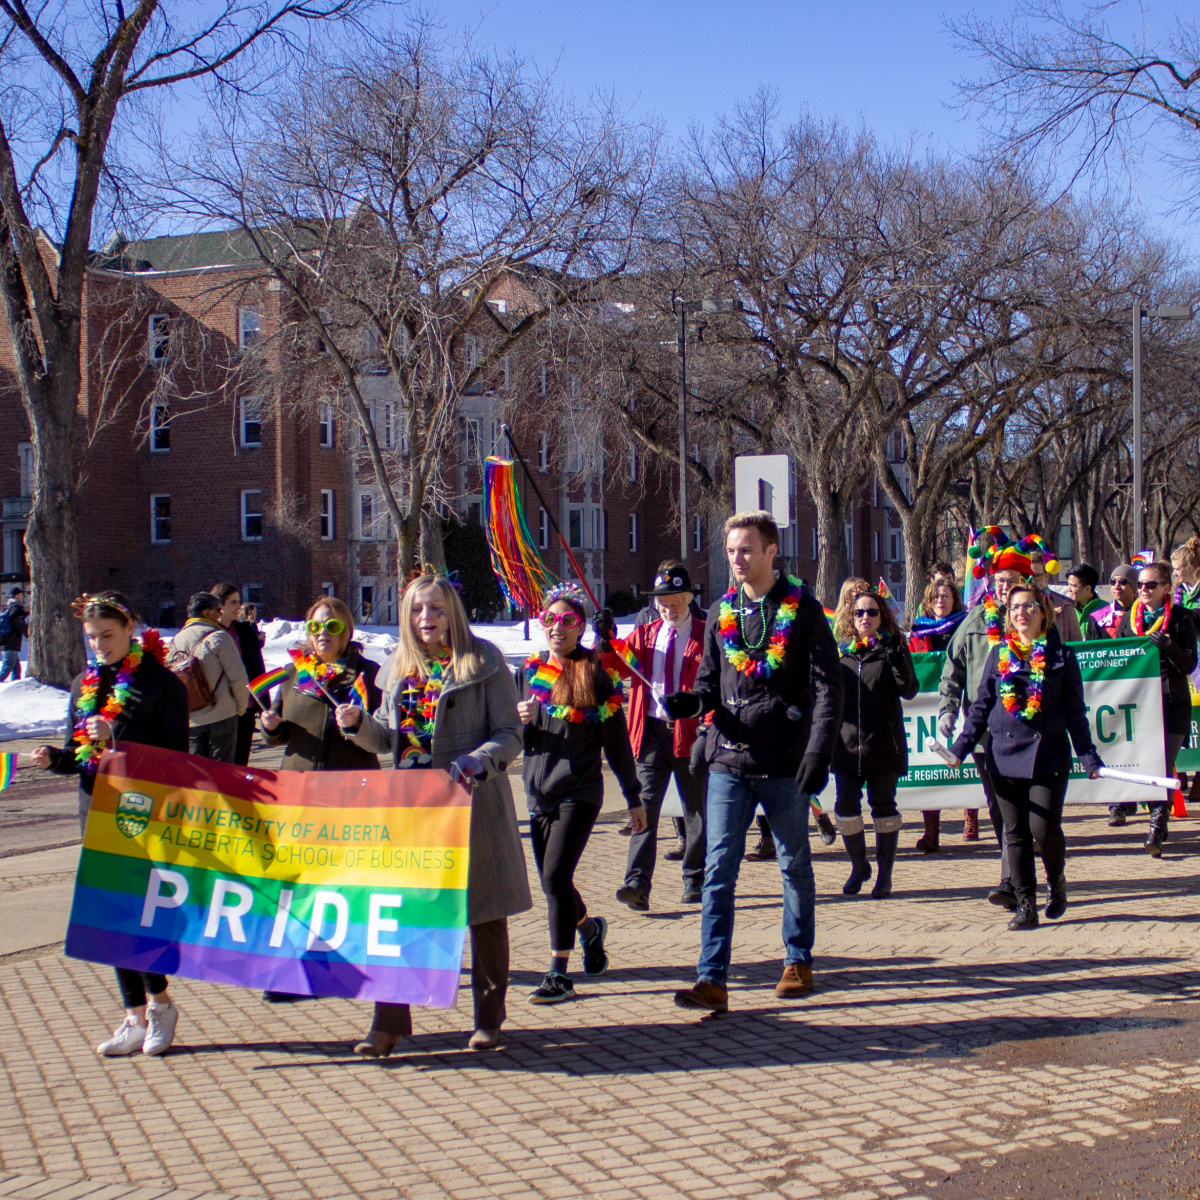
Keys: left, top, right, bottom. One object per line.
{"left": 349, "top": 638, "right": 532, "bottom": 926}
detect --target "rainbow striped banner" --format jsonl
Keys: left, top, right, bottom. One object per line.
{"left": 65, "top": 744, "right": 470, "bottom": 1006}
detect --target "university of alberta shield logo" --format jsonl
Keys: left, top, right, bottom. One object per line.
{"left": 115, "top": 791, "right": 153, "bottom": 839}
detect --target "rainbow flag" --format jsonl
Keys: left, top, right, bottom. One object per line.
{"left": 0, "top": 751, "right": 15, "bottom": 790}
{"left": 607, "top": 636, "right": 641, "bottom": 678}
{"left": 248, "top": 667, "right": 289, "bottom": 704}
{"left": 288, "top": 648, "right": 325, "bottom": 697}
{"left": 349, "top": 673, "right": 370, "bottom": 709}
{"left": 65, "top": 744, "right": 470, "bottom": 1006}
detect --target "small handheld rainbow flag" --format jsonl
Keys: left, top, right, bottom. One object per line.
{"left": 877, "top": 578, "right": 902, "bottom": 618}
{"left": 349, "top": 673, "right": 370, "bottom": 709}
{"left": 0, "top": 751, "right": 15, "bottom": 790}
{"left": 249, "top": 667, "right": 289, "bottom": 705}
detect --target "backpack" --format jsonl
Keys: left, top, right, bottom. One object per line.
{"left": 167, "top": 636, "right": 217, "bottom": 713}
{"left": 0, "top": 608, "right": 11, "bottom": 638}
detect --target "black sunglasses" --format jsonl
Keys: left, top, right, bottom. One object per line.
{"left": 854, "top": 607, "right": 881, "bottom": 618}
{"left": 1137, "top": 580, "right": 1164, "bottom": 591}
{"left": 1109, "top": 578, "right": 1131, "bottom": 587}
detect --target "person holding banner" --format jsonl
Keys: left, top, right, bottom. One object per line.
{"left": 666, "top": 511, "right": 842, "bottom": 1014}
{"left": 337, "top": 571, "right": 531, "bottom": 1053}
{"left": 517, "top": 583, "right": 645, "bottom": 1006}
{"left": 947, "top": 584, "right": 1103, "bottom": 929}
{"left": 909, "top": 577, "right": 966, "bottom": 853}
{"left": 31, "top": 592, "right": 189, "bottom": 1056}
{"left": 594, "top": 564, "right": 708, "bottom": 910}
{"left": 833, "top": 588, "right": 918, "bottom": 898}
{"left": 1116, "top": 562, "right": 1198, "bottom": 856}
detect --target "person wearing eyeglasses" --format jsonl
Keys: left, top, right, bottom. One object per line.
{"left": 831, "top": 588, "right": 918, "bottom": 898}
{"left": 945, "top": 584, "right": 1103, "bottom": 930}
{"left": 1116, "top": 562, "right": 1199, "bottom": 856}
{"left": 516, "top": 583, "right": 645, "bottom": 1006}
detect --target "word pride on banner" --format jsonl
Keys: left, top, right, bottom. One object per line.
{"left": 813, "top": 638, "right": 1168, "bottom": 811}
{"left": 65, "top": 744, "right": 469, "bottom": 1006}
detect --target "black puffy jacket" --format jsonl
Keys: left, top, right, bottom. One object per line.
{"left": 832, "top": 636, "right": 919, "bottom": 778}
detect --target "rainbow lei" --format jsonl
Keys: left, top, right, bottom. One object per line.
{"left": 74, "top": 640, "right": 146, "bottom": 775}
{"left": 718, "top": 576, "right": 803, "bottom": 679}
{"left": 839, "top": 633, "right": 882, "bottom": 657}
{"left": 1132, "top": 597, "right": 1171, "bottom": 636}
{"left": 396, "top": 656, "right": 448, "bottom": 767}
{"left": 525, "top": 654, "right": 624, "bottom": 723}
{"left": 288, "top": 648, "right": 347, "bottom": 697}
{"left": 997, "top": 633, "right": 1047, "bottom": 723}
{"left": 983, "top": 593, "right": 1004, "bottom": 645}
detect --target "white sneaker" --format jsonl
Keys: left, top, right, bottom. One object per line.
{"left": 142, "top": 1002, "right": 179, "bottom": 1056}
{"left": 97, "top": 1016, "right": 147, "bottom": 1056}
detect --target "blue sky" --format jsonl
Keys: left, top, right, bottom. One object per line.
{"left": 427, "top": 0, "right": 1197, "bottom": 255}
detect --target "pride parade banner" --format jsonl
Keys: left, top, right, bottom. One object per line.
{"left": 65, "top": 744, "right": 469, "bottom": 1006}
{"left": 813, "top": 638, "right": 1169, "bottom": 811}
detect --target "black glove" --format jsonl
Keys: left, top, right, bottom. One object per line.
{"left": 663, "top": 690, "right": 703, "bottom": 720}
{"left": 795, "top": 752, "right": 830, "bottom": 797}
{"left": 1147, "top": 629, "right": 1168, "bottom": 648}
{"left": 593, "top": 607, "right": 616, "bottom": 642}
{"left": 689, "top": 730, "right": 709, "bottom": 777}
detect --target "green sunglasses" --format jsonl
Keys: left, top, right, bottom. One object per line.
{"left": 307, "top": 617, "right": 346, "bottom": 636}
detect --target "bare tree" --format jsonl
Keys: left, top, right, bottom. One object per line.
{"left": 0, "top": 0, "right": 367, "bottom": 685}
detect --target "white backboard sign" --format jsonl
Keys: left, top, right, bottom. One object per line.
{"left": 733, "top": 454, "right": 790, "bottom": 528}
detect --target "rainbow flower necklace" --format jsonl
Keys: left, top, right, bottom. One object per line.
{"left": 839, "top": 633, "right": 882, "bottom": 657}
{"left": 997, "top": 632, "right": 1046, "bottom": 723}
{"left": 983, "top": 593, "right": 1004, "bottom": 645}
{"left": 1132, "top": 597, "right": 1170, "bottom": 636}
{"left": 718, "top": 576, "right": 803, "bottom": 679}
{"left": 74, "top": 640, "right": 146, "bottom": 774}
{"left": 396, "top": 654, "right": 449, "bottom": 766}
{"left": 525, "top": 654, "right": 624, "bottom": 723}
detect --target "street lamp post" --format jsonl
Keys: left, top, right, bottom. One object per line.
{"left": 1131, "top": 300, "right": 1193, "bottom": 551}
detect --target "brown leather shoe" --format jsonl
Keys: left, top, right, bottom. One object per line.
{"left": 673, "top": 981, "right": 729, "bottom": 1012}
{"left": 775, "top": 963, "right": 813, "bottom": 998}
{"left": 352, "top": 1029, "right": 398, "bottom": 1058}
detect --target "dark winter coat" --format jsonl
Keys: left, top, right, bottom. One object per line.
{"left": 46, "top": 654, "right": 189, "bottom": 795}
{"left": 0, "top": 601, "right": 26, "bottom": 651}
{"left": 1116, "top": 604, "right": 1198, "bottom": 736}
{"left": 230, "top": 618, "right": 266, "bottom": 682}
{"left": 690, "top": 575, "right": 843, "bottom": 778}
{"left": 950, "top": 627, "right": 1102, "bottom": 781}
{"left": 262, "top": 647, "right": 382, "bottom": 772}
{"left": 832, "top": 636, "right": 919, "bottom": 778}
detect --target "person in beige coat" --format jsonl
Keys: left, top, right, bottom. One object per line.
{"left": 335, "top": 571, "right": 530, "bottom": 1056}
{"left": 168, "top": 592, "right": 249, "bottom": 763}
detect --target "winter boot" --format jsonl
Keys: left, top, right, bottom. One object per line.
{"left": 838, "top": 818, "right": 872, "bottom": 895}
{"left": 963, "top": 809, "right": 980, "bottom": 841}
{"left": 914, "top": 810, "right": 940, "bottom": 853}
{"left": 871, "top": 817, "right": 902, "bottom": 898}
{"left": 745, "top": 815, "right": 777, "bottom": 861}
{"left": 1045, "top": 873, "right": 1067, "bottom": 920}
{"left": 1007, "top": 899, "right": 1039, "bottom": 931}
{"left": 1147, "top": 806, "right": 1169, "bottom": 858}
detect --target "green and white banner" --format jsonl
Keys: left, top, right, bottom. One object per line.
{"left": 815, "top": 638, "right": 1170, "bottom": 811}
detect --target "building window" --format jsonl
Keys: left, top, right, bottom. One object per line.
{"left": 501, "top": 355, "right": 510, "bottom": 389}
{"left": 241, "top": 584, "right": 263, "bottom": 606}
{"left": 465, "top": 334, "right": 480, "bottom": 369}
{"left": 241, "top": 490, "right": 263, "bottom": 541}
{"left": 692, "top": 514, "right": 702, "bottom": 553}
{"left": 591, "top": 508, "right": 602, "bottom": 550}
{"left": 239, "top": 308, "right": 261, "bottom": 350}
{"left": 464, "top": 418, "right": 481, "bottom": 463}
{"left": 321, "top": 582, "right": 335, "bottom": 597}
{"left": 150, "top": 403, "right": 170, "bottom": 452}
{"left": 383, "top": 403, "right": 396, "bottom": 450}
{"left": 629, "top": 448, "right": 637, "bottom": 482}
{"left": 568, "top": 508, "right": 583, "bottom": 549}
{"left": 18, "top": 443, "right": 33, "bottom": 496}
{"left": 889, "top": 531, "right": 902, "bottom": 563}
{"left": 150, "top": 494, "right": 171, "bottom": 544}
{"left": 240, "top": 396, "right": 262, "bottom": 447}
{"left": 538, "top": 508, "right": 549, "bottom": 550}
{"left": 629, "top": 513, "right": 638, "bottom": 553}
{"left": 320, "top": 490, "right": 335, "bottom": 541}
{"left": 566, "top": 433, "right": 583, "bottom": 474}
{"left": 148, "top": 315, "right": 169, "bottom": 362}
{"left": 359, "top": 491, "right": 375, "bottom": 540}
{"left": 538, "top": 364, "right": 547, "bottom": 397}
{"left": 873, "top": 530, "right": 881, "bottom": 562}
{"left": 359, "top": 584, "right": 375, "bottom": 623}
{"left": 603, "top": 510, "right": 609, "bottom": 551}
{"left": 538, "top": 431, "right": 549, "bottom": 472}
{"left": 318, "top": 402, "right": 334, "bottom": 448}
{"left": 844, "top": 520, "right": 854, "bottom": 563}
{"left": 811, "top": 528, "right": 818, "bottom": 560}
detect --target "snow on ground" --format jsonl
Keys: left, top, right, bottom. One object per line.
{"left": 0, "top": 616, "right": 639, "bottom": 742}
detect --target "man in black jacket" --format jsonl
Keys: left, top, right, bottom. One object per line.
{"left": 0, "top": 587, "right": 27, "bottom": 681}
{"left": 665, "top": 511, "right": 842, "bottom": 1013}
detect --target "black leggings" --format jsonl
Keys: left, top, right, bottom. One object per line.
{"left": 529, "top": 800, "right": 599, "bottom": 953}
{"left": 116, "top": 969, "right": 168, "bottom": 1009}
{"left": 992, "top": 772, "right": 1068, "bottom": 904}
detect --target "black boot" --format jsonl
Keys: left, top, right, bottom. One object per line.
{"left": 816, "top": 811, "right": 838, "bottom": 846}
{"left": 841, "top": 830, "right": 872, "bottom": 895}
{"left": 1147, "top": 807, "right": 1169, "bottom": 858}
{"left": 871, "top": 827, "right": 900, "bottom": 899}
{"left": 1007, "top": 899, "right": 1039, "bottom": 930}
{"left": 1045, "top": 873, "right": 1067, "bottom": 920}
{"left": 988, "top": 880, "right": 1018, "bottom": 911}
{"left": 746, "top": 815, "right": 777, "bottom": 861}
{"left": 1107, "top": 805, "right": 1126, "bottom": 827}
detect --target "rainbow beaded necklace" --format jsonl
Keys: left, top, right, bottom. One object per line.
{"left": 839, "top": 633, "right": 883, "bottom": 657}
{"left": 525, "top": 654, "right": 623, "bottom": 723}
{"left": 1132, "top": 597, "right": 1171, "bottom": 636}
{"left": 997, "top": 633, "right": 1047, "bottom": 722}
{"left": 718, "top": 576, "right": 803, "bottom": 679}
{"left": 396, "top": 654, "right": 448, "bottom": 767}
{"left": 74, "top": 640, "right": 146, "bottom": 774}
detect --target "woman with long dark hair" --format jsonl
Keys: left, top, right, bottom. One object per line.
{"left": 519, "top": 583, "right": 645, "bottom": 1005}
{"left": 336, "top": 572, "right": 531, "bottom": 1054}
{"left": 832, "top": 587, "right": 918, "bottom": 897}
{"left": 31, "top": 592, "right": 189, "bottom": 1055}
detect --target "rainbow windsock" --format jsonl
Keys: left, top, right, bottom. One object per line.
{"left": 0, "top": 751, "right": 16, "bottom": 790}
{"left": 65, "top": 743, "right": 470, "bottom": 1006}
{"left": 249, "top": 667, "right": 289, "bottom": 704}
{"left": 350, "top": 673, "right": 370, "bottom": 709}
{"left": 483, "top": 457, "right": 560, "bottom": 613}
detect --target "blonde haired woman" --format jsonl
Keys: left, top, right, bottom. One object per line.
{"left": 1173, "top": 536, "right": 1200, "bottom": 611}
{"left": 336, "top": 572, "right": 530, "bottom": 1054}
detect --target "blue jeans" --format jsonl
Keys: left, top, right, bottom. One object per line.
{"left": 697, "top": 771, "right": 816, "bottom": 985}
{"left": 0, "top": 650, "right": 20, "bottom": 681}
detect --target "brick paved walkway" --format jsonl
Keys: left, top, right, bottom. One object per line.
{"left": 2, "top": 803, "right": 1199, "bottom": 1200}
